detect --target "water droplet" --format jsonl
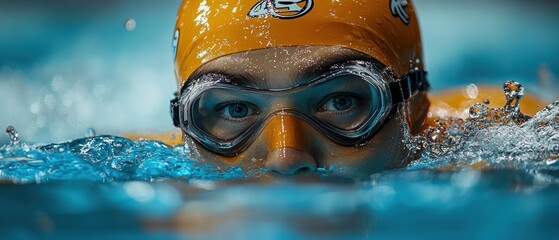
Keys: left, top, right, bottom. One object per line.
{"left": 465, "top": 84, "right": 479, "bottom": 99}
{"left": 483, "top": 98, "right": 491, "bottom": 105}
{"left": 503, "top": 80, "right": 524, "bottom": 114}
{"left": 125, "top": 18, "right": 136, "bottom": 31}
{"left": 503, "top": 80, "right": 524, "bottom": 98}
{"left": 5, "top": 125, "right": 19, "bottom": 144}
{"left": 85, "top": 128, "right": 96, "bottom": 138}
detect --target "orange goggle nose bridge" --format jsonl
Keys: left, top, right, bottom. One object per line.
{"left": 265, "top": 114, "right": 306, "bottom": 151}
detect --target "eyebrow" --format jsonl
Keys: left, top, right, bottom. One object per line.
{"left": 292, "top": 53, "right": 374, "bottom": 86}
{"left": 187, "top": 70, "right": 267, "bottom": 89}
{"left": 187, "top": 51, "right": 376, "bottom": 90}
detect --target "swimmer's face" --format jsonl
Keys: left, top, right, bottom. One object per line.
{"left": 182, "top": 46, "right": 412, "bottom": 177}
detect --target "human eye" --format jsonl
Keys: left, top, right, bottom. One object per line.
{"left": 317, "top": 93, "right": 362, "bottom": 113}
{"left": 314, "top": 92, "right": 371, "bottom": 130}
{"left": 194, "top": 92, "right": 262, "bottom": 140}
{"left": 217, "top": 102, "right": 259, "bottom": 121}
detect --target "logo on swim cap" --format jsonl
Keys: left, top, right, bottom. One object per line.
{"left": 390, "top": 0, "right": 410, "bottom": 25}
{"left": 248, "top": 0, "right": 313, "bottom": 19}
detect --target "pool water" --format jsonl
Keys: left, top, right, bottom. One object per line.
{"left": 1, "top": 82, "right": 558, "bottom": 239}
{"left": 2, "top": 170, "right": 559, "bottom": 239}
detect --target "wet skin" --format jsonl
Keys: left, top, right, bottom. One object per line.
{"left": 182, "top": 46, "right": 415, "bottom": 177}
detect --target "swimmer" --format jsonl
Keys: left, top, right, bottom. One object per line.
{"left": 149, "top": 0, "right": 545, "bottom": 176}
{"left": 165, "top": 0, "right": 429, "bottom": 177}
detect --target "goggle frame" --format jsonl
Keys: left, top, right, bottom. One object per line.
{"left": 170, "top": 61, "right": 429, "bottom": 156}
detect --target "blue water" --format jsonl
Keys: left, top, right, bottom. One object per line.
{"left": 2, "top": 171, "right": 559, "bottom": 239}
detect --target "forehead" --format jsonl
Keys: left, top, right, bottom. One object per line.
{"left": 190, "top": 46, "right": 373, "bottom": 89}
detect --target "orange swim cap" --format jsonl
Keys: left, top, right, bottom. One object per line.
{"left": 173, "top": 0, "right": 424, "bottom": 89}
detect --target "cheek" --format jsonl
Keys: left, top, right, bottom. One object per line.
{"left": 185, "top": 135, "right": 268, "bottom": 170}
{"left": 184, "top": 137, "right": 232, "bottom": 167}
{"left": 322, "top": 114, "right": 409, "bottom": 175}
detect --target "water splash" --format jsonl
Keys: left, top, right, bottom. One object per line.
{"left": 0, "top": 135, "right": 244, "bottom": 183}
{"left": 409, "top": 81, "right": 559, "bottom": 170}
{"left": 467, "top": 81, "right": 532, "bottom": 126}
{"left": 503, "top": 80, "right": 524, "bottom": 113}
{"left": 5, "top": 125, "right": 19, "bottom": 144}
{"left": 85, "top": 128, "right": 96, "bottom": 137}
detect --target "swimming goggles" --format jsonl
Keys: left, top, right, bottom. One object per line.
{"left": 171, "top": 61, "right": 428, "bottom": 157}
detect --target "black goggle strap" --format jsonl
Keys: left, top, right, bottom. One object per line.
{"left": 171, "top": 69, "right": 430, "bottom": 128}
{"left": 170, "top": 91, "right": 181, "bottom": 127}
{"left": 389, "top": 69, "right": 429, "bottom": 104}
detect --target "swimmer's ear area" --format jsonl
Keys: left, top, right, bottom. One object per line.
{"left": 385, "top": 69, "right": 430, "bottom": 135}
{"left": 387, "top": 69, "right": 429, "bottom": 103}
{"left": 406, "top": 91, "right": 430, "bottom": 135}
{"left": 170, "top": 91, "right": 181, "bottom": 128}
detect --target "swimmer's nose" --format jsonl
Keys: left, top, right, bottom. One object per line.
{"left": 266, "top": 148, "right": 317, "bottom": 174}
{"left": 264, "top": 114, "right": 317, "bottom": 175}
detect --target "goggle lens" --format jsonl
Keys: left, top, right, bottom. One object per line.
{"left": 190, "top": 74, "right": 382, "bottom": 141}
